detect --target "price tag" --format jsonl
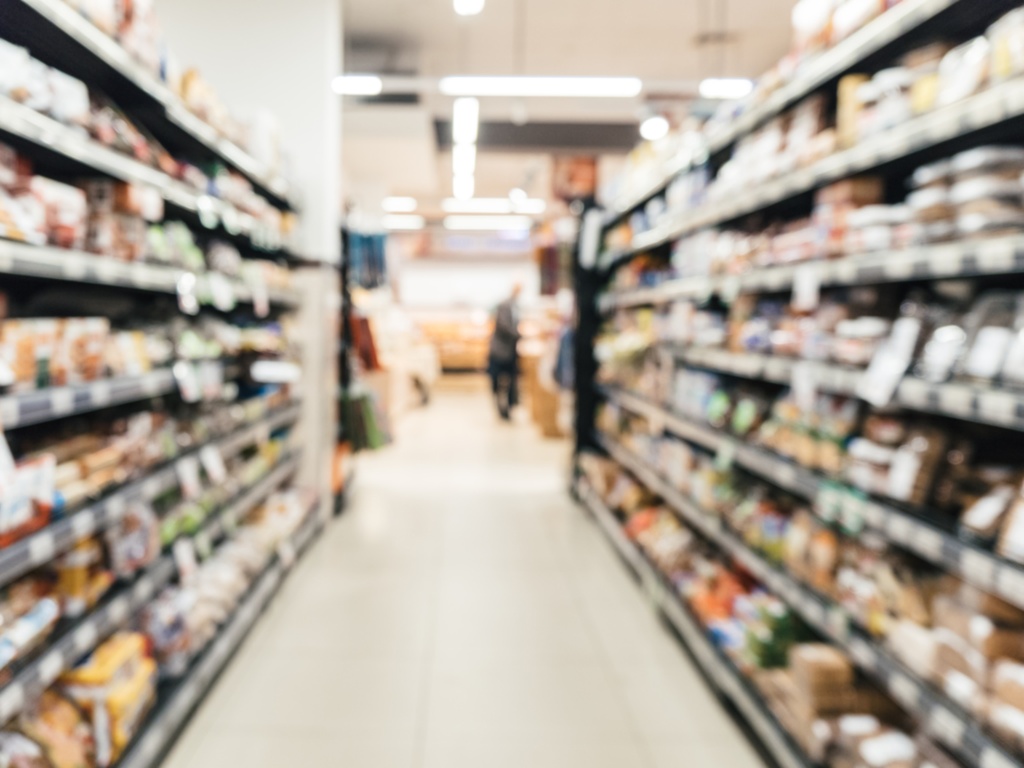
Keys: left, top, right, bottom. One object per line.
{"left": 962, "top": 550, "right": 997, "bottom": 589}
{"left": 793, "top": 265, "right": 821, "bottom": 311}
{"left": 928, "top": 707, "right": 965, "bottom": 749}
{"left": 176, "top": 456, "right": 202, "bottom": 501}
{"left": 39, "top": 650, "right": 64, "bottom": 685}
{"left": 715, "top": 441, "right": 737, "bottom": 472}
{"left": 173, "top": 361, "right": 202, "bottom": 403}
{"left": 199, "top": 445, "right": 228, "bottom": 484}
{"left": 74, "top": 622, "right": 98, "bottom": 654}
{"left": 889, "top": 672, "right": 919, "bottom": 708}
{"left": 194, "top": 531, "right": 213, "bottom": 560}
{"left": 91, "top": 380, "right": 112, "bottom": 408}
{"left": 173, "top": 538, "right": 199, "bottom": 584}
{"left": 0, "top": 397, "right": 18, "bottom": 428}
{"left": 28, "top": 534, "right": 56, "bottom": 566}
{"left": 277, "top": 539, "right": 297, "bottom": 570}
{"left": 792, "top": 362, "right": 819, "bottom": 413}
{"left": 207, "top": 273, "right": 237, "bottom": 312}
{"left": 815, "top": 483, "right": 843, "bottom": 523}
{"left": 827, "top": 606, "right": 850, "bottom": 642}
{"left": 840, "top": 491, "right": 869, "bottom": 536}
{"left": 246, "top": 269, "right": 271, "bottom": 319}
{"left": 176, "top": 272, "right": 200, "bottom": 316}
{"left": 51, "top": 388, "right": 74, "bottom": 416}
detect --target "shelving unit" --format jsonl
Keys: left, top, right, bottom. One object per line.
{"left": 577, "top": 478, "right": 811, "bottom": 768}
{"left": 0, "top": 0, "right": 294, "bottom": 208}
{"left": 0, "top": 2, "right": 333, "bottom": 762}
{"left": 595, "top": 433, "right": 1018, "bottom": 767}
{"left": 574, "top": 1, "right": 1024, "bottom": 765}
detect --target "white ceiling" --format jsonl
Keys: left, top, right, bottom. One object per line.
{"left": 341, "top": 0, "right": 796, "bottom": 212}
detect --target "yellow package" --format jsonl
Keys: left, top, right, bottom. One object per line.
{"left": 62, "top": 633, "right": 156, "bottom": 766}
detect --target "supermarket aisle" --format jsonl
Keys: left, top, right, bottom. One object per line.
{"left": 163, "top": 376, "right": 763, "bottom": 768}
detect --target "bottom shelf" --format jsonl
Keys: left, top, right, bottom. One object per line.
{"left": 116, "top": 501, "right": 326, "bottom": 768}
{"left": 576, "top": 477, "right": 810, "bottom": 768}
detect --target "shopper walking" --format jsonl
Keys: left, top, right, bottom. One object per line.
{"left": 488, "top": 283, "right": 522, "bottom": 420}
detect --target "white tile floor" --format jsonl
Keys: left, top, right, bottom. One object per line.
{"left": 163, "top": 376, "right": 766, "bottom": 768}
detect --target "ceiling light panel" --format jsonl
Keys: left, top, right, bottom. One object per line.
{"left": 332, "top": 74, "right": 383, "bottom": 96}
{"left": 699, "top": 77, "right": 754, "bottom": 100}
{"left": 439, "top": 76, "right": 643, "bottom": 98}
{"left": 453, "top": 0, "right": 485, "bottom": 16}
{"left": 383, "top": 214, "right": 426, "bottom": 231}
{"left": 453, "top": 175, "right": 475, "bottom": 201}
{"left": 452, "top": 144, "right": 477, "bottom": 177}
{"left": 382, "top": 197, "right": 418, "bottom": 213}
{"left": 442, "top": 198, "right": 547, "bottom": 215}
{"left": 452, "top": 97, "right": 480, "bottom": 144}
{"left": 444, "top": 215, "right": 534, "bottom": 231}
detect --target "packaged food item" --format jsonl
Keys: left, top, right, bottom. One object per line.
{"left": 989, "top": 8, "right": 1024, "bottom": 83}
{"left": 961, "top": 484, "right": 1018, "bottom": 543}
{"left": 18, "top": 689, "right": 95, "bottom": 768}
{"left": 61, "top": 633, "right": 157, "bottom": 767}
{"left": 0, "top": 731, "right": 50, "bottom": 768}
{"left": 936, "top": 37, "right": 991, "bottom": 107}
{"left": 933, "top": 593, "right": 1024, "bottom": 660}
{"left": 959, "top": 292, "right": 1022, "bottom": 382}
{"left": 54, "top": 539, "right": 113, "bottom": 618}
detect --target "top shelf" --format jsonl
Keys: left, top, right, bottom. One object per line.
{"left": 602, "top": 0, "right": 1010, "bottom": 227}
{"left": 0, "top": 0, "right": 295, "bottom": 211}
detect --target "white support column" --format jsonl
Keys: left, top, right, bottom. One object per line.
{"left": 159, "top": 0, "right": 343, "bottom": 512}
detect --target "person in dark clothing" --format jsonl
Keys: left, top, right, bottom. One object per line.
{"left": 488, "top": 283, "right": 522, "bottom": 420}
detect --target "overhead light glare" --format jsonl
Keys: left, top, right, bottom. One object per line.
{"left": 454, "top": 0, "right": 485, "bottom": 16}
{"left": 509, "top": 188, "right": 528, "bottom": 203}
{"left": 452, "top": 97, "right": 480, "bottom": 144}
{"left": 383, "top": 214, "right": 426, "bottom": 231}
{"left": 444, "top": 215, "right": 534, "bottom": 231}
{"left": 453, "top": 175, "right": 475, "bottom": 201}
{"left": 640, "top": 115, "right": 670, "bottom": 142}
{"left": 382, "top": 197, "right": 417, "bottom": 213}
{"left": 332, "top": 74, "right": 383, "bottom": 96}
{"left": 699, "top": 77, "right": 754, "bottom": 100}
{"left": 452, "top": 144, "right": 477, "bottom": 177}
{"left": 443, "top": 197, "right": 546, "bottom": 215}
{"left": 439, "top": 76, "right": 643, "bottom": 98}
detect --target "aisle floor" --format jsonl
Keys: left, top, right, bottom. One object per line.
{"left": 164, "top": 377, "right": 765, "bottom": 768}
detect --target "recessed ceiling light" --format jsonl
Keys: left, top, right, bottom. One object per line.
{"left": 452, "top": 98, "right": 480, "bottom": 145}
{"left": 454, "top": 0, "right": 485, "bottom": 16}
{"left": 699, "top": 77, "right": 754, "bottom": 100}
{"left": 439, "top": 76, "right": 643, "bottom": 98}
{"left": 383, "top": 214, "right": 426, "bottom": 231}
{"left": 382, "top": 197, "right": 418, "bottom": 213}
{"left": 444, "top": 215, "right": 533, "bottom": 231}
{"left": 453, "top": 175, "right": 475, "bottom": 201}
{"left": 452, "top": 145, "right": 477, "bottom": 177}
{"left": 443, "top": 198, "right": 546, "bottom": 215}
{"left": 332, "top": 74, "right": 383, "bottom": 96}
{"left": 640, "top": 115, "right": 670, "bottom": 141}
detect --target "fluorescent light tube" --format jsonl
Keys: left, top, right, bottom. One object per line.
{"left": 452, "top": 145, "right": 477, "bottom": 177}
{"left": 454, "top": 0, "right": 485, "bottom": 15}
{"left": 382, "top": 197, "right": 418, "bottom": 213}
{"left": 444, "top": 215, "right": 533, "bottom": 231}
{"left": 452, "top": 98, "right": 480, "bottom": 144}
{"left": 453, "top": 175, "right": 475, "bottom": 201}
{"left": 439, "top": 76, "right": 643, "bottom": 98}
{"left": 443, "top": 198, "right": 546, "bottom": 215}
{"left": 699, "top": 77, "right": 754, "bottom": 100}
{"left": 640, "top": 115, "right": 670, "bottom": 141}
{"left": 383, "top": 214, "right": 426, "bottom": 231}
{"left": 332, "top": 74, "right": 383, "bottom": 96}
